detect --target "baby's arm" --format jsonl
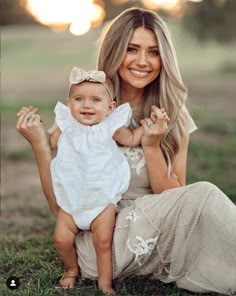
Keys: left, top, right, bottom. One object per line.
{"left": 113, "top": 126, "right": 144, "bottom": 147}
{"left": 47, "top": 123, "right": 61, "bottom": 150}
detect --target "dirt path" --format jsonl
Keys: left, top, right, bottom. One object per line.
{"left": 1, "top": 159, "right": 52, "bottom": 238}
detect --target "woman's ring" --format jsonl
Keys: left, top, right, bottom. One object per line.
{"left": 27, "top": 114, "right": 33, "bottom": 119}
{"left": 148, "top": 122, "right": 155, "bottom": 128}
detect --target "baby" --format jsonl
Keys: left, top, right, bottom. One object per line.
{"left": 49, "top": 67, "right": 143, "bottom": 294}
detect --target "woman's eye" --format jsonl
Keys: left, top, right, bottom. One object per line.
{"left": 149, "top": 49, "right": 160, "bottom": 56}
{"left": 75, "top": 97, "right": 83, "bottom": 101}
{"left": 127, "top": 47, "right": 137, "bottom": 54}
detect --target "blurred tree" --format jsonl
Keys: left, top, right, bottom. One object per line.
{"left": 103, "top": 0, "right": 142, "bottom": 20}
{"left": 1, "top": 0, "right": 36, "bottom": 25}
{"left": 183, "top": 0, "right": 236, "bottom": 43}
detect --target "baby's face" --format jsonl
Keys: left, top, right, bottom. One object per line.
{"left": 67, "top": 82, "right": 115, "bottom": 125}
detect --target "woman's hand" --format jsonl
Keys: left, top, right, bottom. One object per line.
{"left": 16, "top": 106, "right": 48, "bottom": 148}
{"left": 140, "top": 106, "right": 170, "bottom": 147}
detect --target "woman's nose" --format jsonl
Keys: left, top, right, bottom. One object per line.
{"left": 137, "top": 51, "right": 148, "bottom": 66}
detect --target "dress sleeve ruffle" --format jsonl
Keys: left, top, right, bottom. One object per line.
{"left": 54, "top": 101, "right": 74, "bottom": 132}
{"left": 103, "top": 103, "right": 132, "bottom": 136}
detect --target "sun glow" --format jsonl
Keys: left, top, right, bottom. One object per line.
{"left": 140, "top": 0, "right": 182, "bottom": 16}
{"left": 112, "top": 0, "right": 205, "bottom": 16}
{"left": 25, "top": 0, "right": 205, "bottom": 35}
{"left": 26, "top": 0, "right": 105, "bottom": 35}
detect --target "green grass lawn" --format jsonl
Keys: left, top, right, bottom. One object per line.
{"left": 0, "top": 236, "right": 220, "bottom": 296}
{"left": 1, "top": 23, "right": 236, "bottom": 295}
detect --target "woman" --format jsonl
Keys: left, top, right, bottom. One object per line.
{"left": 16, "top": 8, "right": 236, "bottom": 295}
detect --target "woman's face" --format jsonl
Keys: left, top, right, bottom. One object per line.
{"left": 118, "top": 27, "right": 161, "bottom": 91}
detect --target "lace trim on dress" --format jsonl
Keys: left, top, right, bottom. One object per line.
{"left": 127, "top": 236, "right": 158, "bottom": 266}
{"left": 120, "top": 146, "right": 146, "bottom": 175}
{"left": 125, "top": 210, "right": 141, "bottom": 222}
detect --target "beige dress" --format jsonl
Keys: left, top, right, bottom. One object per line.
{"left": 75, "top": 108, "right": 236, "bottom": 295}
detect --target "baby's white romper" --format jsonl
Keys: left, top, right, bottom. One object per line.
{"left": 50, "top": 102, "right": 132, "bottom": 230}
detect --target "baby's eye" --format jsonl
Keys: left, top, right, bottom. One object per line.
{"left": 75, "top": 97, "right": 83, "bottom": 101}
{"left": 92, "top": 98, "right": 101, "bottom": 102}
{"left": 149, "top": 49, "right": 160, "bottom": 56}
{"left": 127, "top": 47, "right": 137, "bottom": 54}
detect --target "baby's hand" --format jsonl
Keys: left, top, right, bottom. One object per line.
{"left": 16, "top": 106, "right": 42, "bottom": 122}
{"left": 150, "top": 107, "right": 170, "bottom": 125}
{"left": 16, "top": 106, "right": 47, "bottom": 147}
{"left": 160, "top": 108, "right": 170, "bottom": 123}
{"left": 16, "top": 106, "right": 38, "bottom": 117}
{"left": 140, "top": 106, "right": 170, "bottom": 147}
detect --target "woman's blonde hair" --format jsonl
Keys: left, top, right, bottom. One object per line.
{"left": 97, "top": 7, "right": 188, "bottom": 176}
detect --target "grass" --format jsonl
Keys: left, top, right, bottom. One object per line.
{"left": 188, "top": 140, "right": 236, "bottom": 202}
{"left": 1, "top": 23, "right": 236, "bottom": 295}
{"left": 186, "top": 113, "right": 236, "bottom": 202}
{"left": 0, "top": 237, "right": 220, "bottom": 296}
{"left": 1, "top": 149, "right": 35, "bottom": 161}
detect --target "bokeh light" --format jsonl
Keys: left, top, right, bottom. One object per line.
{"left": 25, "top": 0, "right": 206, "bottom": 35}
{"left": 26, "top": 0, "right": 105, "bottom": 35}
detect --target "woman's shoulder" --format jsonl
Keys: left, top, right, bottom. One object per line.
{"left": 180, "top": 104, "right": 198, "bottom": 134}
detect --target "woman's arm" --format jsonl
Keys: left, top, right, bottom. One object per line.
{"left": 141, "top": 106, "right": 187, "bottom": 194}
{"left": 16, "top": 107, "right": 59, "bottom": 217}
{"left": 32, "top": 140, "right": 59, "bottom": 217}
{"left": 113, "top": 126, "right": 144, "bottom": 147}
{"left": 142, "top": 135, "right": 189, "bottom": 193}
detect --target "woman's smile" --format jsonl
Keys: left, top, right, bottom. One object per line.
{"left": 129, "top": 69, "right": 151, "bottom": 77}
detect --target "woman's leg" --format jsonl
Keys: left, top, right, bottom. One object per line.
{"left": 54, "top": 208, "right": 80, "bottom": 289}
{"left": 91, "top": 204, "right": 116, "bottom": 295}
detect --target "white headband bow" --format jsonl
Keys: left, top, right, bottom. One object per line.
{"left": 69, "top": 67, "right": 113, "bottom": 100}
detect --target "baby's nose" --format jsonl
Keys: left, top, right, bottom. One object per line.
{"left": 82, "top": 100, "right": 91, "bottom": 107}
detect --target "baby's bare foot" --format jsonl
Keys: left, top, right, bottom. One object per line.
{"left": 59, "top": 270, "right": 78, "bottom": 289}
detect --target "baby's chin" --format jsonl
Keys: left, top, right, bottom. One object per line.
{"left": 79, "top": 116, "right": 109, "bottom": 126}
{"left": 79, "top": 119, "right": 102, "bottom": 126}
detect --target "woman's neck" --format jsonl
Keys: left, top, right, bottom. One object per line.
{"left": 120, "top": 86, "right": 144, "bottom": 109}
{"left": 120, "top": 85, "right": 144, "bottom": 122}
